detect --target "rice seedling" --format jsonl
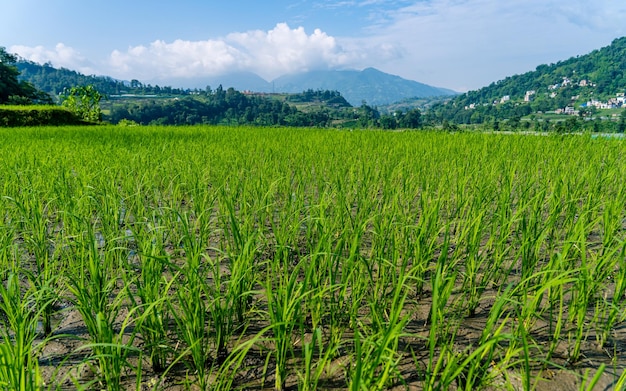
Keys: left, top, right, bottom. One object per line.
{"left": 125, "top": 224, "right": 174, "bottom": 373}
{"left": 263, "top": 256, "right": 311, "bottom": 390}
{"left": 167, "top": 209, "right": 213, "bottom": 390}
{"left": 349, "top": 266, "right": 412, "bottom": 390}
{"left": 0, "top": 273, "right": 48, "bottom": 391}
{"left": 65, "top": 222, "right": 138, "bottom": 390}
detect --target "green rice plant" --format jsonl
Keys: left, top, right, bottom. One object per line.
{"left": 423, "top": 284, "right": 516, "bottom": 391}
{"left": 544, "top": 271, "right": 569, "bottom": 365}
{"left": 209, "top": 323, "right": 275, "bottom": 391}
{"left": 427, "top": 227, "right": 458, "bottom": 343}
{"left": 65, "top": 223, "right": 135, "bottom": 390}
{"left": 349, "top": 267, "right": 412, "bottom": 391}
{"left": 578, "top": 364, "right": 606, "bottom": 391}
{"left": 73, "top": 308, "right": 141, "bottom": 391}
{"left": 614, "top": 367, "right": 626, "bottom": 391}
{"left": 455, "top": 289, "right": 514, "bottom": 390}
{"left": 0, "top": 222, "right": 18, "bottom": 280}
{"left": 205, "top": 253, "right": 236, "bottom": 365}
{"left": 300, "top": 244, "right": 334, "bottom": 332}
{"left": 591, "top": 248, "right": 626, "bottom": 349}
{"left": 263, "top": 256, "right": 313, "bottom": 390}
{"left": 6, "top": 192, "right": 60, "bottom": 337}
{"left": 220, "top": 192, "right": 259, "bottom": 325}
{"left": 566, "top": 214, "right": 601, "bottom": 364}
{"left": 315, "top": 221, "right": 369, "bottom": 334}
{"left": 410, "top": 194, "right": 441, "bottom": 298}
{"left": 125, "top": 224, "right": 174, "bottom": 373}
{"left": 457, "top": 206, "right": 492, "bottom": 317}
{"left": 296, "top": 327, "right": 341, "bottom": 391}
{"left": 0, "top": 274, "right": 44, "bottom": 390}
{"left": 167, "top": 210, "right": 214, "bottom": 390}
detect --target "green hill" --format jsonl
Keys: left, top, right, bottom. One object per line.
{"left": 428, "top": 37, "right": 626, "bottom": 124}
{"left": 15, "top": 60, "right": 190, "bottom": 99}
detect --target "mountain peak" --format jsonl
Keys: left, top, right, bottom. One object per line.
{"left": 273, "top": 68, "right": 456, "bottom": 106}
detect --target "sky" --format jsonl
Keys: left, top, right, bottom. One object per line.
{"left": 2, "top": 0, "right": 625, "bottom": 92}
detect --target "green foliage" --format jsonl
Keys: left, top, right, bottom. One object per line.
{"left": 0, "top": 47, "right": 51, "bottom": 105}
{"left": 428, "top": 36, "right": 626, "bottom": 124}
{"left": 105, "top": 86, "right": 423, "bottom": 129}
{"left": 285, "top": 89, "right": 351, "bottom": 107}
{"left": 0, "top": 105, "right": 84, "bottom": 126}
{"left": 61, "top": 85, "right": 103, "bottom": 122}
{"left": 16, "top": 60, "right": 190, "bottom": 98}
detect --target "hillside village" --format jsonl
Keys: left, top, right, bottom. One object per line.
{"left": 464, "top": 75, "right": 625, "bottom": 116}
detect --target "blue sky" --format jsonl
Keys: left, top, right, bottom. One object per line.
{"left": 2, "top": 0, "right": 625, "bottom": 92}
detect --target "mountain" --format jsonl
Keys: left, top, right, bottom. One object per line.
{"left": 16, "top": 59, "right": 455, "bottom": 106}
{"left": 428, "top": 36, "right": 626, "bottom": 124}
{"left": 152, "top": 67, "right": 456, "bottom": 106}
{"left": 273, "top": 68, "right": 456, "bottom": 106}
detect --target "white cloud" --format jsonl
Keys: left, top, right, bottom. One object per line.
{"left": 9, "top": 24, "right": 397, "bottom": 83}
{"left": 109, "top": 39, "right": 244, "bottom": 80}
{"left": 9, "top": 43, "right": 96, "bottom": 75}
{"left": 107, "top": 23, "right": 389, "bottom": 82}
{"left": 358, "top": 0, "right": 626, "bottom": 91}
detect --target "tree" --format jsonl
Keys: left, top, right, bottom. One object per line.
{"left": 0, "top": 47, "right": 50, "bottom": 104}
{"left": 399, "top": 108, "right": 421, "bottom": 128}
{"left": 379, "top": 115, "right": 397, "bottom": 129}
{"left": 61, "top": 85, "right": 104, "bottom": 122}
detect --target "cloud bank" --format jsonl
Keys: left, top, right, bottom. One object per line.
{"left": 108, "top": 23, "right": 401, "bottom": 82}
{"left": 9, "top": 43, "right": 97, "bottom": 75}
{"left": 12, "top": 23, "right": 396, "bottom": 83}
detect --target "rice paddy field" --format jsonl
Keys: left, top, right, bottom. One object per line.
{"left": 1, "top": 125, "right": 626, "bottom": 390}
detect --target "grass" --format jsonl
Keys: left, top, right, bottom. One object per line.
{"left": 0, "top": 126, "right": 625, "bottom": 390}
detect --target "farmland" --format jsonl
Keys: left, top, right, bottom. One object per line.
{"left": 1, "top": 126, "right": 626, "bottom": 390}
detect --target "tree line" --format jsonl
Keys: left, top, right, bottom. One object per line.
{"left": 106, "top": 86, "right": 424, "bottom": 129}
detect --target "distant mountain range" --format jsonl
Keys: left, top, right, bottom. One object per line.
{"left": 16, "top": 60, "right": 456, "bottom": 107}
{"left": 188, "top": 68, "right": 456, "bottom": 106}
{"left": 272, "top": 68, "right": 457, "bottom": 106}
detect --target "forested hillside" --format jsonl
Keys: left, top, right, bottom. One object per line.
{"left": 104, "top": 87, "right": 423, "bottom": 129}
{"left": 428, "top": 37, "right": 626, "bottom": 124}
{"left": 16, "top": 60, "right": 190, "bottom": 98}
{"left": 0, "top": 48, "right": 51, "bottom": 104}
{"left": 106, "top": 87, "right": 339, "bottom": 127}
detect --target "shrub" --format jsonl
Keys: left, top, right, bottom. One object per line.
{"left": 0, "top": 106, "right": 87, "bottom": 126}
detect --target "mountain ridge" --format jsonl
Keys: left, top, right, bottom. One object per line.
{"left": 15, "top": 59, "right": 456, "bottom": 107}
{"left": 271, "top": 68, "right": 456, "bottom": 106}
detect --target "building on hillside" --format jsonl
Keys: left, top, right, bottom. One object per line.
{"left": 564, "top": 106, "right": 577, "bottom": 115}
{"left": 524, "top": 90, "right": 536, "bottom": 102}
{"left": 500, "top": 95, "right": 510, "bottom": 104}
